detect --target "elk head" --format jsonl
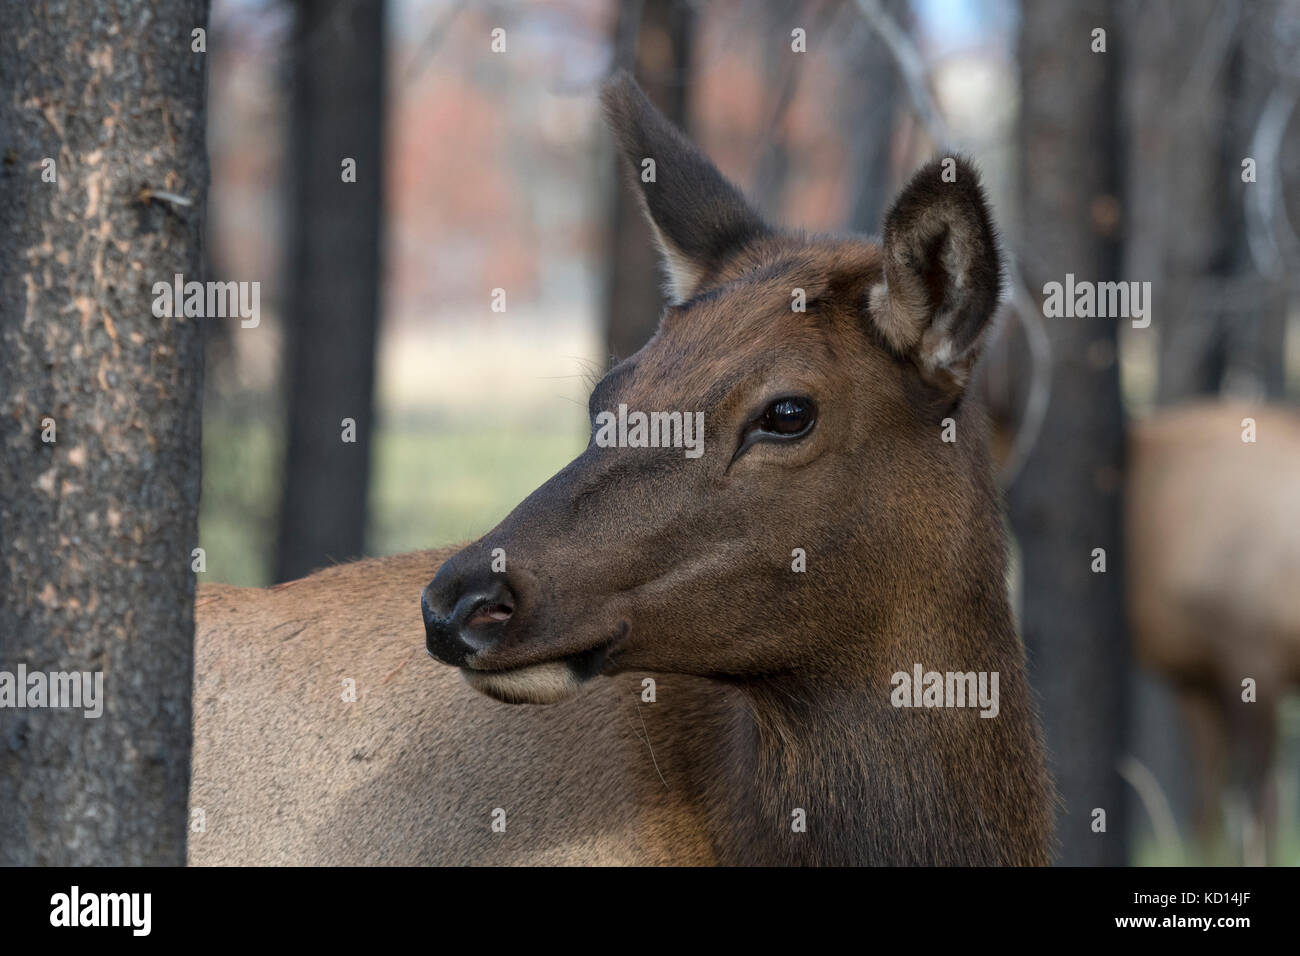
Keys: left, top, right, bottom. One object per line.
{"left": 422, "top": 72, "right": 1005, "bottom": 704}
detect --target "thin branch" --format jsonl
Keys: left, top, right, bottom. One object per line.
{"left": 401, "top": 0, "right": 469, "bottom": 87}
{"left": 852, "top": 0, "right": 948, "bottom": 142}
{"left": 1171, "top": 0, "right": 1242, "bottom": 123}
{"left": 1245, "top": 84, "right": 1300, "bottom": 280}
{"left": 1118, "top": 755, "right": 1184, "bottom": 864}
{"left": 752, "top": 1, "right": 831, "bottom": 204}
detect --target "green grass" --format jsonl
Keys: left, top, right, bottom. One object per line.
{"left": 367, "top": 425, "right": 587, "bottom": 558}
{"left": 198, "top": 418, "right": 282, "bottom": 586}
{"left": 1130, "top": 697, "right": 1300, "bottom": 866}
{"left": 199, "top": 416, "right": 585, "bottom": 586}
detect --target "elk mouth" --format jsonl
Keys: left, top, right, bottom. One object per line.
{"left": 458, "top": 623, "right": 628, "bottom": 705}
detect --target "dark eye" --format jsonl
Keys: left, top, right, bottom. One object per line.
{"left": 758, "top": 397, "right": 817, "bottom": 437}
{"left": 730, "top": 395, "right": 818, "bottom": 466}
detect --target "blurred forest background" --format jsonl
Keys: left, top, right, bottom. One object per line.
{"left": 197, "top": 0, "right": 1300, "bottom": 865}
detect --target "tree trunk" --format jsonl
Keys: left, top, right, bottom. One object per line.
{"left": 1127, "top": 0, "right": 1289, "bottom": 404}
{"left": 843, "top": 0, "right": 903, "bottom": 235}
{"left": 1009, "top": 0, "right": 1130, "bottom": 866}
{"left": 1119, "top": 0, "right": 1289, "bottom": 847}
{"left": 275, "top": 0, "right": 386, "bottom": 582}
{"left": 603, "top": 0, "right": 695, "bottom": 361}
{"left": 1217, "top": 0, "right": 1289, "bottom": 402}
{"left": 1127, "top": 1, "right": 1235, "bottom": 401}
{"left": 0, "top": 0, "right": 209, "bottom": 864}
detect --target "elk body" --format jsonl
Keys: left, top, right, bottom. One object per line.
{"left": 189, "top": 74, "right": 1053, "bottom": 865}
{"left": 1127, "top": 401, "right": 1300, "bottom": 861}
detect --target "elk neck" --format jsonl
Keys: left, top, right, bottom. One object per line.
{"left": 682, "top": 467, "right": 1048, "bottom": 864}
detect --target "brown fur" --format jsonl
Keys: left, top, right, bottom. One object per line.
{"left": 190, "top": 72, "right": 1053, "bottom": 865}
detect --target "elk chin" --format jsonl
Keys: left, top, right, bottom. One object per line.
{"left": 457, "top": 622, "right": 629, "bottom": 705}
{"left": 460, "top": 661, "right": 584, "bottom": 705}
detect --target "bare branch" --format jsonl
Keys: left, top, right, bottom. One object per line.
{"left": 1245, "top": 84, "right": 1300, "bottom": 280}
{"left": 401, "top": 0, "right": 469, "bottom": 87}
{"left": 1118, "top": 755, "right": 1184, "bottom": 865}
{"left": 851, "top": 0, "right": 949, "bottom": 143}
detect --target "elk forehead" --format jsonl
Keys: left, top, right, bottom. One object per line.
{"left": 610, "top": 239, "right": 886, "bottom": 409}
{"left": 682, "top": 235, "right": 885, "bottom": 325}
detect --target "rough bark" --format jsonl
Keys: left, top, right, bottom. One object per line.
{"left": 275, "top": 0, "right": 386, "bottom": 582}
{"left": 0, "top": 0, "right": 209, "bottom": 864}
{"left": 1009, "top": 0, "right": 1130, "bottom": 866}
{"left": 603, "top": 0, "right": 695, "bottom": 361}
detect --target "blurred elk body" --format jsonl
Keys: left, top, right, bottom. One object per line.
{"left": 190, "top": 75, "right": 1053, "bottom": 865}
{"left": 1127, "top": 402, "right": 1300, "bottom": 861}
{"left": 983, "top": 354, "right": 1300, "bottom": 863}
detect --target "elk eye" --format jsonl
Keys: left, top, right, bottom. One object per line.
{"left": 758, "top": 397, "right": 816, "bottom": 437}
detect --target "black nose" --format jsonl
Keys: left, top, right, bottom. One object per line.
{"left": 422, "top": 566, "right": 516, "bottom": 666}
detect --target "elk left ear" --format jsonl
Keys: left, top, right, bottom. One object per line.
{"left": 601, "top": 70, "right": 769, "bottom": 304}
{"left": 868, "top": 156, "right": 1003, "bottom": 396}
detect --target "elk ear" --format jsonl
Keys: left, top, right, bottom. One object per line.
{"left": 601, "top": 70, "right": 769, "bottom": 304}
{"left": 868, "top": 156, "right": 1003, "bottom": 396}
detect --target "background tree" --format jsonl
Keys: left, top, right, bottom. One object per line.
{"left": 1008, "top": 0, "right": 1130, "bottom": 866}
{"left": 1121, "top": 0, "right": 1299, "bottom": 856}
{"left": 603, "top": 0, "right": 696, "bottom": 361}
{"left": 0, "top": 0, "right": 209, "bottom": 864}
{"left": 1126, "top": 0, "right": 1289, "bottom": 405}
{"left": 842, "top": 0, "right": 903, "bottom": 235}
{"left": 275, "top": 0, "right": 386, "bottom": 582}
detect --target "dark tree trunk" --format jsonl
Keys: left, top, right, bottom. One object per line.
{"left": 0, "top": 0, "right": 209, "bottom": 864}
{"left": 751, "top": 0, "right": 798, "bottom": 219}
{"left": 1217, "top": 0, "right": 1289, "bottom": 402}
{"left": 275, "top": 0, "right": 386, "bottom": 582}
{"left": 1119, "top": 0, "right": 1287, "bottom": 846}
{"left": 1127, "top": 1, "right": 1236, "bottom": 402}
{"left": 1119, "top": 0, "right": 1227, "bottom": 843}
{"left": 1127, "top": 0, "right": 1289, "bottom": 404}
{"left": 1009, "top": 0, "right": 1130, "bottom": 866}
{"left": 603, "top": 0, "right": 695, "bottom": 362}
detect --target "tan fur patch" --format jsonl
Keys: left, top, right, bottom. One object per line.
{"left": 461, "top": 661, "right": 582, "bottom": 705}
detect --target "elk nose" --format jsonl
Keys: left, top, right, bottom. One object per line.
{"left": 421, "top": 571, "right": 516, "bottom": 666}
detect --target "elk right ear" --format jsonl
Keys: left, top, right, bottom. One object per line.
{"left": 868, "top": 156, "right": 1003, "bottom": 397}
{"left": 601, "top": 70, "right": 769, "bottom": 304}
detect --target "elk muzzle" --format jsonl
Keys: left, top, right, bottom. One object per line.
{"left": 421, "top": 546, "right": 625, "bottom": 705}
{"left": 421, "top": 565, "right": 515, "bottom": 667}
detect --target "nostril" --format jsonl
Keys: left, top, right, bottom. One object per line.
{"left": 424, "top": 565, "right": 518, "bottom": 665}
{"left": 448, "top": 578, "right": 517, "bottom": 639}
{"left": 424, "top": 560, "right": 518, "bottom": 663}
{"left": 466, "top": 602, "right": 513, "bottom": 628}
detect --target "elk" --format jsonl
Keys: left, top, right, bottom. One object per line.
{"left": 190, "top": 73, "right": 1053, "bottom": 865}
{"left": 1126, "top": 401, "right": 1300, "bottom": 863}
{"left": 981, "top": 342, "right": 1300, "bottom": 863}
